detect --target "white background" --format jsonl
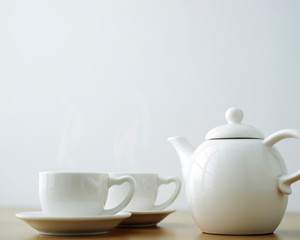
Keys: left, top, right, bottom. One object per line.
{"left": 1, "top": 0, "right": 300, "bottom": 212}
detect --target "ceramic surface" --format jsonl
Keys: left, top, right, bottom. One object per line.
{"left": 117, "top": 209, "right": 175, "bottom": 228}
{"left": 168, "top": 107, "right": 300, "bottom": 235}
{"left": 106, "top": 173, "right": 181, "bottom": 211}
{"left": 39, "top": 172, "right": 135, "bottom": 217}
{"left": 16, "top": 211, "right": 131, "bottom": 236}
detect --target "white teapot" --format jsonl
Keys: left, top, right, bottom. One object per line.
{"left": 168, "top": 107, "right": 300, "bottom": 235}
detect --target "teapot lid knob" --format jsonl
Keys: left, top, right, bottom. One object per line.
{"left": 205, "top": 107, "right": 264, "bottom": 140}
{"left": 226, "top": 107, "right": 243, "bottom": 124}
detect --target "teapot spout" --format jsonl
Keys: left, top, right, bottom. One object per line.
{"left": 168, "top": 136, "right": 195, "bottom": 181}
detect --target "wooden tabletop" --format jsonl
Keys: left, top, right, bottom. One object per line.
{"left": 2, "top": 208, "right": 300, "bottom": 240}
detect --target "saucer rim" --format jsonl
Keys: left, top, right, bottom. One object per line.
{"left": 117, "top": 209, "right": 176, "bottom": 227}
{"left": 39, "top": 231, "right": 108, "bottom": 236}
{"left": 16, "top": 211, "right": 131, "bottom": 220}
{"left": 129, "top": 209, "right": 176, "bottom": 215}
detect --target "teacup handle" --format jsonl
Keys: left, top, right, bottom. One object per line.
{"left": 102, "top": 176, "right": 136, "bottom": 215}
{"left": 152, "top": 176, "right": 181, "bottom": 210}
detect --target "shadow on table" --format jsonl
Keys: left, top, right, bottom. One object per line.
{"left": 197, "top": 232, "right": 286, "bottom": 240}
{"left": 26, "top": 226, "right": 176, "bottom": 240}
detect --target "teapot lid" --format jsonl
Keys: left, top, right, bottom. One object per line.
{"left": 205, "top": 107, "right": 264, "bottom": 140}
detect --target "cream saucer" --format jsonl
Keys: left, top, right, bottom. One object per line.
{"left": 118, "top": 209, "right": 175, "bottom": 228}
{"left": 16, "top": 211, "right": 131, "bottom": 236}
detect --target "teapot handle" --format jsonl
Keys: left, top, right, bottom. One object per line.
{"left": 263, "top": 129, "right": 300, "bottom": 194}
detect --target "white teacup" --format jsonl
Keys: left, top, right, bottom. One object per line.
{"left": 39, "top": 172, "right": 135, "bottom": 217}
{"left": 106, "top": 173, "right": 181, "bottom": 212}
